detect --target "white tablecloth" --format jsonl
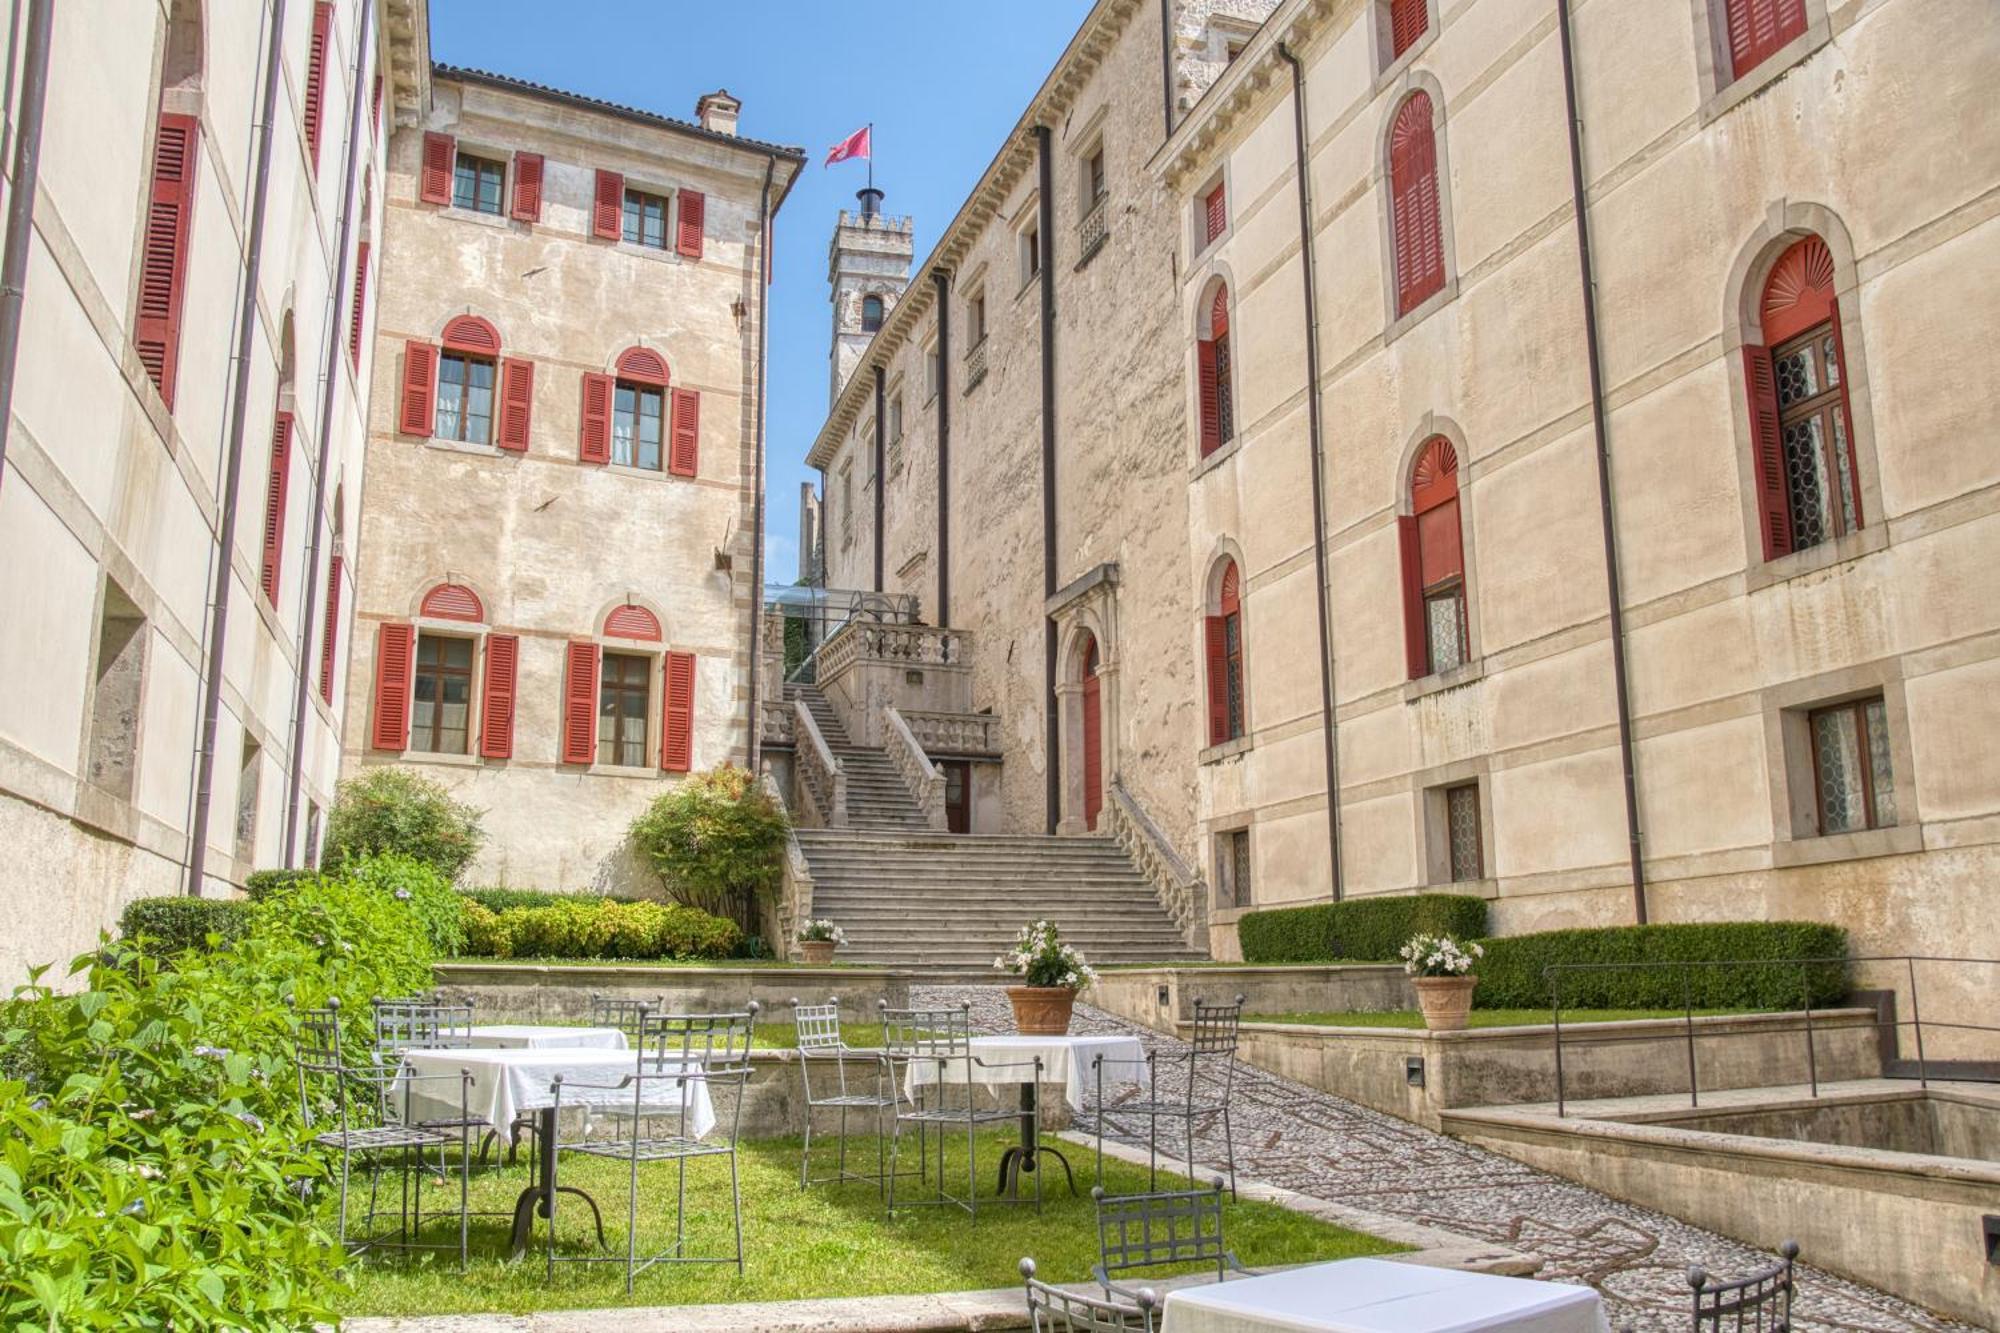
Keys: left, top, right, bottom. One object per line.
{"left": 396, "top": 1047, "right": 715, "bottom": 1138}
{"left": 902, "top": 1033, "right": 1147, "bottom": 1112}
{"left": 463, "top": 1024, "right": 628, "bottom": 1050}
{"left": 1161, "top": 1259, "right": 1611, "bottom": 1333}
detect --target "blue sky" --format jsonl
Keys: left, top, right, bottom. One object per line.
{"left": 430, "top": 0, "right": 1095, "bottom": 585}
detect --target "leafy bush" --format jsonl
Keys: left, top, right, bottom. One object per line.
{"left": 244, "top": 868, "right": 319, "bottom": 901}
{"left": 629, "top": 765, "right": 789, "bottom": 930}
{"left": 336, "top": 852, "right": 464, "bottom": 957}
{"left": 1473, "top": 920, "right": 1850, "bottom": 1010}
{"left": 116, "top": 895, "right": 252, "bottom": 957}
{"left": 461, "top": 897, "right": 741, "bottom": 962}
{"left": 459, "top": 886, "right": 643, "bottom": 913}
{"left": 1237, "top": 895, "right": 1488, "bottom": 964}
{"left": 323, "top": 767, "right": 484, "bottom": 882}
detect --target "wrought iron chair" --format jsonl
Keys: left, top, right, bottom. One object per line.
{"left": 369, "top": 995, "right": 507, "bottom": 1166}
{"left": 790, "top": 996, "right": 902, "bottom": 1193}
{"left": 880, "top": 1002, "right": 1043, "bottom": 1218}
{"left": 1690, "top": 1241, "right": 1798, "bottom": 1331}
{"left": 1091, "top": 995, "right": 1243, "bottom": 1197}
{"left": 582, "top": 992, "right": 667, "bottom": 1138}
{"left": 546, "top": 1003, "right": 760, "bottom": 1292}
{"left": 294, "top": 997, "right": 472, "bottom": 1266}
{"left": 1021, "top": 1256, "right": 1157, "bottom": 1332}
{"left": 1091, "top": 1179, "right": 1255, "bottom": 1301}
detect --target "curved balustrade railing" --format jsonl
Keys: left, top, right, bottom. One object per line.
{"left": 1105, "top": 780, "right": 1208, "bottom": 951}
{"left": 898, "top": 709, "right": 1001, "bottom": 756}
{"left": 761, "top": 768, "right": 815, "bottom": 956}
{"left": 793, "top": 699, "right": 846, "bottom": 828}
{"left": 883, "top": 704, "right": 948, "bottom": 831}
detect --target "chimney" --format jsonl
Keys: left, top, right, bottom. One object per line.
{"left": 695, "top": 89, "right": 740, "bottom": 137}
{"left": 857, "top": 187, "right": 884, "bottom": 219}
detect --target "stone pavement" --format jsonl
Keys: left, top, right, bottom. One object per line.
{"left": 916, "top": 985, "right": 1980, "bottom": 1333}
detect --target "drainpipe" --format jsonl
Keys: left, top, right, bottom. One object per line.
{"left": 0, "top": 0, "right": 54, "bottom": 498}
{"left": 1035, "top": 125, "right": 1059, "bottom": 835}
{"left": 1556, "top": 0, "right": 1647, "bottom": 923}
{"left": 932, "top": 268, "right": 951, "bottom": 625}
{"left": 746, "top": 155, "right": 776, "bottom": 771}
{"left": 1158, "top": 0, "right": 1177, "bottom": 140}
{"left": 872, "top": 362, "right": 885, "bottom": 593}
{"left": 185, "top": 0, "right": 290, "bottom": 897}
{"left": 283, "top": 0, "right": 374, "bottom": 865}
{"left": 1278, "top": 43, "right": 1344, "bottom": 901}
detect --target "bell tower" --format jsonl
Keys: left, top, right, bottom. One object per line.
{"left": 826, "top": 187, "right": 914, "bottom": 406}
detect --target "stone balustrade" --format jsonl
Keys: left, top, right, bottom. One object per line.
{"left": 899, "top": 708, "right": 1002, "bottom": 756}
{"left": 1076, "top": 194, "right": 1108, "bottom": 265}
{"left": 760, "top": 697, "right": 795, "bottom": 747}
{"left": 793, "top": 699, "right": 846, "bottom": 828}
{"left": 965, "top": 337, "right": 989, "bottom": 391}
{"left": 761, "top": 769, "right": 815, "bottom": 954}
{"left": 883, "top": 704, "right": 948, "bottom": 830}
{"left": 1105, "top": 779, "right": 1208, "bottom": 951}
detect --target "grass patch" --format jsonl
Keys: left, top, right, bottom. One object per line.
{"left": 444, "top": 957, "right": 856, "bottom": 969}
{"left": 339, "top": 1130, "right": 1398, "bottom": 1315}
{"left": 1246, "top": 1007, "right": 1762, "bottom": 1029}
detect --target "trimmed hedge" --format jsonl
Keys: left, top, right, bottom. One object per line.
{"left": 116, "top": 896, "right": 252, "bottom": 956}
{"left": 244, "top": 868, "right": 318, "bottom": 900}
{"left": 1473, "top": 921, "right": 1850, "bottom": 1010}
{"left": 460, "top": 896, "right": 741, "bottom": 962}
{"left": 1237, "top": 895, "right": 1488, "bottom": 964}
{"left": 461, "top": 886, "right": 644, "bottom": 913}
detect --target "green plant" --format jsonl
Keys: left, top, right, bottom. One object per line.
{"left": 1398, "top": 931, "right": 1483, "bottom": 977}
{"left": 336, "top": 852, "right": 465, "bottom": 956}
{"left": 993, "top": 920, "right": 1097, "bottom": 990}
{"left": 244, "top": 868, "right": 319, "bottom": 901}
{"left": 1471, "top": 921, "right": 1850, "bottom": 1010}
{"left": 461, "top": 897, "right": 742, "bottom": 962}
{"left": 116, "top": 895, "right": 252, "bottom": 956}
{"left": 461, "top": 899, "right": 510, "bottom": 957}
{"left": 1236, "top": 894, "right": 1488, "bottom": 964}
{"left": 628, "top": 765, "right": 789, "bottom": 930}
{"left": 323, "top": 767, "right": 484, "bottom": 882}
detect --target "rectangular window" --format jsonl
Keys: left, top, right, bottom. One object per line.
{"left": 1020, "top": 220, "right": 1041, "bottom": 285}
{"left": 924, "top": 341, "right": 941, "bottom": 400}
{"left": 1222, "top": 610, "right": 1244, "bottom": 740}
{"left": 435, "top": 354, "right": 495, "bottom": 444}
{"left": 1773, "top": 324, "right": 1858, "bottom": 552}
{"left": 1215, "top": 829, "right": 1251, "bottom": 909}
{"left": 1810, "top": 697, "right": 1895, "bottom": 834}
{"left": 1725, "top": 0, "right": 1809, "bottom": 82}
{"left": 1424, "top": 586, "right": 1467, "bottom": 675}
{"left": 235, "top": 736, "right": 261, "bottom": 865}
{"left": 453, "top": 152, "right": 505, "bottom": 215}
{"left": 411, "top": 634, "right": 473, "bottom": 754}
{"left": 612, "top": 381, "right": 665, "bottom": 470}
{"left": 1445, "top": 783, "right": 1482, "bottom": 881}
{"left": 888, "top": 393, "right": 904, "bottom": 444}
{"left": 87, "top": 584, "right": 147, "bottom": 801}
{"left": 968, "top": 291, "right": 987, "bottom": 347}
{"left": 1086, "top": 147, "right": 1106, "bottom": 207}
{"left": 623, "top": 188, "right": 670, "bottom": 249}
{"left": 840, "top": 465, "right": 854, "bottom": 546}
{"left": 598, "top": 651, "right": 650, "bottom": 767}
{"left": 1203, "top": 182, "right": 1227, "bottom": 246}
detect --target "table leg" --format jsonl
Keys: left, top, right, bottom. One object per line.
{"left": 506, "top": 1107, "right": 605, "bottom": 1259}
{"left": 997, "top": 1082, "right": 1076, "bottom": 1201}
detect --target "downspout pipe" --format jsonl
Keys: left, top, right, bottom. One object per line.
{"left": 186, "top": 0, "right": 290, "bottom": 896}
{"left": 1035, "top": 125, "right": 1059, "bottom": 834}
{"left": 1278, "top": 43, "right": 1344, "bottom": 900}
{"left": 283, "top": 0, "right": 374, "bottom": 865}
{"left": 746, "top": 155, "right": 776, "bottom": 772}
{"left": 931, "top": 267, "right": 952, "bottom": 625}
{"left": 0, "top": 0, "right": 54, "bottom": 497}
{"left": 1556, "top": 0, "right": 1647, "bottom": 923}
{"left": 872, "top": 362, "right": 885, "bottom": 592}
{"left": 1158, "top": 0, "right": 1176, "bottom": 140}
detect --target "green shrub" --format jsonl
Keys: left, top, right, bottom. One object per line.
{"left": 1237, "top": 894, "right": 1488, "bottom": 964}
{"left": 461, "top": 899, "right": 510, "bottom": 958}
{"left": 459, "top": 896, "right": 742, "bottom": 962}
{"left": 336, "top": 852, "right": 464, "bottom": 956}
{"left": 1473, "top": 920, "right": 1850, "bottom": 1010}
{"left": 460, "top": 886, "right": 643, "bottom": 913}
{"left": 323, "top": 767, "right": 484, "bottom": 882}
{"left": 116, "top": 895, "right": 252, "bottom": 956}
{"left": 244, "top": 868, "right": 319, "bottom": 900}
{"left": 629, "top": 765, "right": 788, "bottom": 930}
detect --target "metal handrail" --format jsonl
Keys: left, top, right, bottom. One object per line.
{"left": 1544, "top": 954, "right": 2000, "bottom": 1116}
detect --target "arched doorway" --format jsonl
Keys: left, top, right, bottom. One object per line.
{"left": 1081, "top": 633, "right": 1102, "bottom": 831}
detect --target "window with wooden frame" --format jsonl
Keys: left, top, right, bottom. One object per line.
{"left": 1197, "top": 284, "right": 1234, "bottom": 457}
{"left": 1205, "top": 558, "right": 1246, "bottom": 746}
{"left": 1214, "top": 829, "right": 1251, "bottom": 909}
{"left": 888, "top": 392, "right": 904, "bottom": 445}
{"left": 1444, "top": 782, "right": 1482, "bottom": 881}
{"left": 597, "top": 651, "right": 651, "bottom": 768}
{"left": 582, "top": 346, "right": 696, "bottom": 476}
{"left": 136, "top": 113, "right": 200, "bottom": 409}
{"left": 303, "top": 2, "right": 332, "bottom": 173}
{"left": 1721, "top": 0, "right": 1807, "bottom": 82}
{"left": 967, "top": 290, "right": 988, "bottom": 348}
{"left": 861, "top": 294, "right": 884, "bottom": 333}
{"left": 1399, "top": 436, "right": 1467, "bottom": 679}
{"left": 1084, "top": 145, "right": 1106, "bottom": 210}
{"left": 452, "top": 150, "right": 505, "bottom": 215}
{"left": 623, "top": 186, "right": 670, "bottom": 249}
{"left": 1200, "top": 181, "right": 1227, "bottom": 249}
{"left": 923, "top": 338, "right": 941, "bottom": 401}
{"left": 1808, "top": 696, "right": 1895, "bottom": 835}
{"left": 410, "top": 633, "right": 474, "bottom": 755}
{"left": 1020, "top": 217, "right": 1042, "bottom": 286}
{"left": 402, "top": 315, "right": 532, "bottom": 450}
{"left": 258, "top": 411, "right": 293, "bottom": 606}
{"left": 1389, "top": 91, "right": 1445, "bottom": 316}
{"left": 1744, "top": 234, "right": 1859, "bottom": 561}
{"left": 840, "top": 464, "right": 854, "bottom": 546}
{"left": 1386, "top": 0, "right": 1430, "bottom": 63}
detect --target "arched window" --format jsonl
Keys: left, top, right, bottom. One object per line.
{"left": 1205, "top": 558, "right": 1245, "bottom": 744}
{"left": 1197, "top": 284, "right": 1234, "bottom": 457}
{"left": 1398, "top": 436, "right": 1466, "bottom": 679}
{"left": 1389, "top": 91, "right": 1444, "bottom": 316}
{"left": 398, "top": 315, "right": 532, "bottom": 450}
{"left": 1745, "top": 234, "right": 1858, "bottom": 560}
{"left": 259, "top": 312, "right": 297, "bottom": 607}
{"left": 861, "top": 294, "right": 884, "bottom": 332}
{"left": 579, "top": 346, "right": 700, "bottom": 476}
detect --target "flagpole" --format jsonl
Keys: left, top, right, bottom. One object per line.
{"left": 867, "top": 122, "right": 874, "bottom": 193}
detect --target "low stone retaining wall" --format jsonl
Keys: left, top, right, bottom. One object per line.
{"left": 1092, "top": 964, "right": 1413, "bottom": 1035}
{"left": 1212, "top": 1010, "right": 1882, "bottom": 1130}
{"left": 433, "top": 961, "right": 909, "bottom": 1023}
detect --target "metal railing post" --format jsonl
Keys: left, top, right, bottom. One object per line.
{"left": 1801, "top": 960, "right": 1818, "bottom": 1099}
{"left": 1683, "top": 963, "right": 1699, "bottom": 1109}
{"left": 1907, "top": 956, "right": 1928, "bottom": 1089}
{"left": 1550, "top": 966, "right": 1567, "bottom": 1117}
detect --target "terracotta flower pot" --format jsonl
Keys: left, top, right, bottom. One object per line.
{"left": 799, "top": 939, "right": 837, "bottom": 966}
{"left": 1006, "top": 985, "right": 1076, "bottom": 1035}
{"left": 1412, "top": 975, "right": 1478, "bottom": 1031}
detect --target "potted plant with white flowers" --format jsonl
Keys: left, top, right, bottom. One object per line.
{"left": 993, "top": 920, "right": 1098, "bottom": 1035}
{"left": 795, "top": 919, "right": 847, "bottom": 966}
{"left": 1399, "top": 931, "right": 1484, "bottom": 1031}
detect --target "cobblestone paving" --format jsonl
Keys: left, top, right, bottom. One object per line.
{"left": 915, "top": 986, "right": 1975, "bottom": 1333}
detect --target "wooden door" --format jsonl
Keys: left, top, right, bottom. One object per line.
{"left": 1082, "top": 637, "right": 1103, "bottom": 831}
{"left": 943, "top": 760, "right": 971, "bottom": 834}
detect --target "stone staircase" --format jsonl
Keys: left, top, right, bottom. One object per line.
{"left": 784, "top": 682, "right": 930, "bottom": 831}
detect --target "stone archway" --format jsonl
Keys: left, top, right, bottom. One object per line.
{"left": 1051, "top": 564, "right": 1118, "bottom": 836}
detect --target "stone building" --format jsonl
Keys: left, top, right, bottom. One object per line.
{"left": 0, "top": 0, "right": 407, "bottom": 980}
{"left": 344, "top": 67, "right": 802, "bottom": 892}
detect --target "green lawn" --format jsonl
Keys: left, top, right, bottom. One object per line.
{"left": 1247, "top": 1007, "right": 1761, "bottom": 1029}
{"left": 339, "top": 1131, "right": 1399, "bottom": 1315}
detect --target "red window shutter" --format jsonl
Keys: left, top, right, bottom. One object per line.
{"left": 497, "top": 358, "right": 534, "bottom": 451}
{"left": 371, "top": 621, "right": 415, "bottom": 750}
{"left": 399, "top": 340, "right": 438, "bottom": 436}
{"left": 319, "top": 553, "right": 343, "bottom": 705}
{"left": 1398, "top": 515, "right": 1428, "bottom": 679}
{"left": 1742, "top": 344, "right": 1792, "bottom": 560}
{"left": 562, "top": 641, "right": 599, "bottom": 765}
{"left": 1726, "top": 0, "right": 1808, "bottom": 81}
{"left": 479, "top": 634, "right": 519, "bottom": 759}
{"left": 419, "top": 132, "right": 455, "bottom": 205}
{"left": 304, "top": 2, "right": 333, "bottom": 173}
{"left": 668, "top": 387, "right": 700, "bottom": 477}
{"left": 1204, "top": 184, "right": 1227, "bottom": 245}
{"left": 1390, "top": 0, "right": 1429, "bottom": 58}
{"left": 137, "top": 114, "right": 200, "bottom": 410}
{"left": 661, "top": 650, "right": 696, "bottom": 772}
{"left": 676, "top": 189, "right": 705, "bottom": 259}
{"left": 1197, "top": 340, "right": 1221, "bottom": 457}
{"left": 371, "top": 73, "right": 383, "bottom": 134}
{"left": 511, "top": 152, "right": 544, "bottom": 222}
{"left": 1390, "top": 93, "right": 1444, "bottom": 315}
{"left": 347, "top": 239, "right": 370, "bottom": 369}
{"left": 579, "top": 372, "right": 614, "bottom": 464}
{"left": 260, "top": 411, "right": 293, "bottom": 605}
{"left": 593, "top": 169, "right": 624, "bottom": 240}
{"left": 1204, "top": 616, "right": 1229, "bottom": 746}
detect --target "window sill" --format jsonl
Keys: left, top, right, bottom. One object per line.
{"left": 1191, "top": 434, "right": 1244, "bottom": 480}
{"left": 403, "top": 750, "right": 481, "bottom": 768}
{"left": 1771, "top": 822, "right": 1921, "bottom": 868}
{"left": 1745, "top": 524, "right": 1888, "bottom": 592}
{"left": 588, "top": 763, "right": 665, "bottom": 779}
{"left": 610, "top": 239, "right": 683, "bottom": 265}
{"left": 1016, "top": 272, "right": 1042, "bottom": 302}
{"left": 444, "top": 205, "right": 513, "bottom": 230}
{"left": 1428, "top": 875, "right": 1499, "bottom": 901}
{"left": 1403, "top": 656, "right": 1485, "bottom": 703}
{"left": 425, "top": 437, "right": 505, "bottom": 458}
{"left": 1699, "top": 22, "right": 1833, "bottom": 126}
{"left": 603, "top": 461, "right": 679, "bottom": 483}
{"left": 1384, "top": 278, "right": 1458, "bottom": 347}
{"left": 1373, "top": 29, "right": 1439, "bottom": 93}
{"left": 1200, "top": 735, "right": 1254, "bottom": 766}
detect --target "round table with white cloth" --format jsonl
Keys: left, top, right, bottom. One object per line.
{"left": 1159, "top": 1258, "right": 1612, "bottom": 1333}
{"left": 900, "top": 1033, "right": 1147, "bottom": 1111}
{"left": 396, "top": 1046, "right": 713, "bottom": 1138}
{"left": 461, "top": 1023, "right": 628, "bottom": 1050}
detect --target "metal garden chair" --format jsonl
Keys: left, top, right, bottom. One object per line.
{"left": 880, "top": 1002, "right": 1043, "bottom": 1218}
{"left": 1091, "top": 1179, "right": 1255, "bottom": 1302}
{"left": 790, "top": 996, "right": 902, "bottom": 1193}
{"left": 1690, "top": 1241, "right": 1799, "bottom": 1331}
{"left": 369, "top": 994, "right": 507, "bottom": 1166}
{"left": 1091, "top": 995, "right": 1244, "bottom": 1197}
{"left": 546, "top": 1003, "right": 760, "bottom": 1292}
{"left": 1021, "top": 1256, "right": 1157, "bottom": 1331}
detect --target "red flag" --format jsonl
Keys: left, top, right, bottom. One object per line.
{"left": 825, "top": 125, "right": 871, "bottom": 166}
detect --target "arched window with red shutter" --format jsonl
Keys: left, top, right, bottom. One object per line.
{"left": 402, "top": 315, "right": 532, "bottom": 450}
{"left": 1204, "top": 557, "right": 1246, "bottom": 745}
{"left": 1398, "top": 436, "right": 1467, "bottom": 679}
{"left": 1388, "top": 91, "right": 1445, "bottom": 317}
{"left": 1197, "top": 283, "right": 1234, "bottom": 458}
